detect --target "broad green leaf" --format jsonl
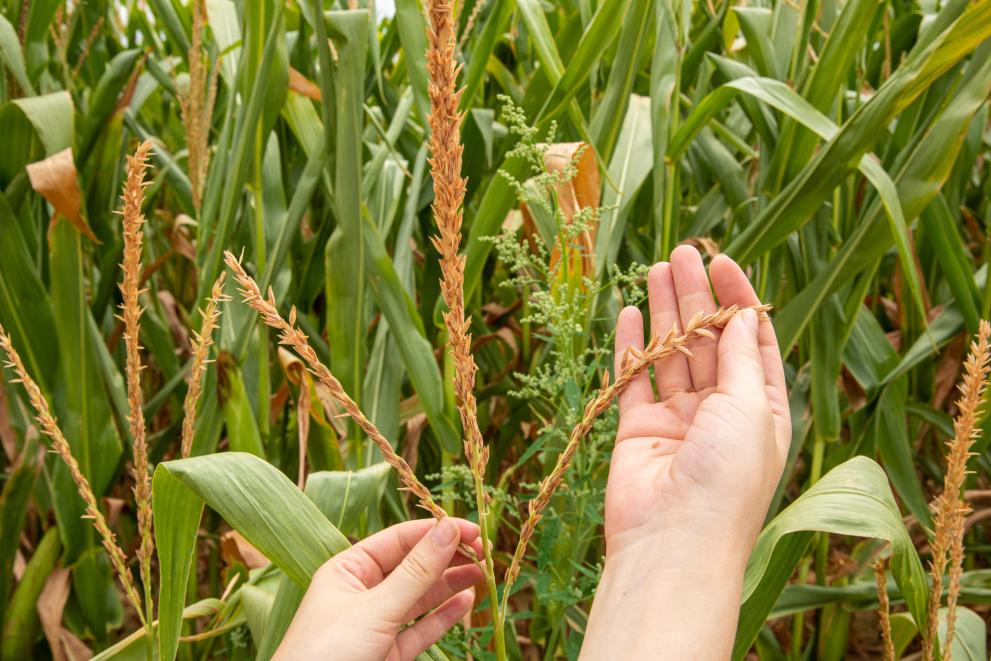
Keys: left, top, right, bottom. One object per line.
{"left": 361, "top": 213, "right": 461, "bottom": 453}
{"left": 775, "top": 40, "right": 991, "bottom": 352}
{"left": 0, "top": 437, "right": 39, "bottom": 628}
{"left": 588, "top": 0, "right": 651, "bottom": 163}
{"left": 670, "top": 76, "right": 927, "bottom": 322}
{"left": 154, "top": 453, "right": 349, "bottom": 659}
{"left": 734, "top": 456, "right": 928, "bottom": 658}
{"left": 938, "top": 606, "right": 987, "bottom": 661}
{"left": 0, "top": 193, "right": 59, "bottom": 390}
{"left": 48, "top": 222, "right": 123, "bottom": 568}
{"left": 733, "top": 8, "right": 777, "bottom": 78}
{"left": 324, "top": 10, "right": 370, "bottom": 453}
{"left": 538, "top": 0, "right": 631, "bottom": 124}
{"left": 870, "top": 378, "right": 932, "bottom": 528}
{"left": 0, "top": 527, "right": 59, "bottom": 659}
{"left": 153, "top": 466, "right": 205, "bottom": 661}
{"left": 596, "top": 94, "right": 652, "bottom": 276}
{"left": 0, "top": 91, "right": 73, "bottom": 183}
{"left": 197, "top": 0, "right": 286, "bottom": 304}
{"left": 726, "top": 2, "right": 991, "bottom": 265}
{"left": 306, "top": 462, "right": 392, "bottom": 535}
{"left": 91, "top": 599, "right": 225, "bottom": 661}
{"left": 461, "top": 0, "right": 516, "bottom": 109}
{"left": 241, "top": 583, "right": 277, "bottom": 644}
{"left": 255, "top": 573, "right": 305, "bottom": 661}
{"left": 393, "top": 0, "right": 430, "bottom": 122}
{"left": 77, "top": 48, "right": 143, "bottom": 160}
{"left": 0, "top": 13, "right": 34, "bottom": 95}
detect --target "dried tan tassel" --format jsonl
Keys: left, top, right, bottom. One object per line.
{"left": 924, "top": 320, "right": 991, "bottom": 661}
{"left": 874, "top": 558, "right": 896, "bottom": 661}
{"left": 178, "top": 0, "right": 217, "bottom": 211}
{"left": 117, "top": 140, "right": 155, "bottom": 626}
{"left": 0, "top": 326, "right": 146, "bottom": 626}
{"left": 181, "top": 272, "right": 228, "bottom": 458}
{"left": 223, "top": 251, "right": 453, "bottom": 524}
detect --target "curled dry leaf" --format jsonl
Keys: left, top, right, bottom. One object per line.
{"left": 520, "top": 142, "right": 600, "bottom": 278}
{"left": 25, "top": 148, "right": 97, "bottom": 242}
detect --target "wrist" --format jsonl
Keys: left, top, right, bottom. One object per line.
{"left": 605, "top": 519, "right": 755, "bottom": 575}
{"left": 582, "top": 532, "right": 751, "bottom": 661}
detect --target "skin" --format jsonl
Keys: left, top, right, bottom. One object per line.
{"left": 277, "top": 246, "right": 789, "bottom": 659}
{"left": 274, "top": 518, "right": 485, "bottom": 661}
{"left": 581, "top": 246, "right": 790, "bottom": 659}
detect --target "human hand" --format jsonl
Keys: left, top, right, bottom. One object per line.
{"left": 605, "top": 245, "right": 790, "bottom": 561}
{"left": 274, "top": 518, "right": 484, "bottom": 661}
{"left": 580, "top": 246, "right": 790, "bottom": 660}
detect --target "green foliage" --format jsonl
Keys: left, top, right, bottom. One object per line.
{"left": 0, "top": 0, "right": 990, "bottom": 659}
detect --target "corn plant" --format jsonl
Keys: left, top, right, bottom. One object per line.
{"left": 1, "top": 0, "right": 991, "bottom": 659}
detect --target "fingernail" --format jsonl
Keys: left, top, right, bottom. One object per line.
{"left": 741, "top": 308, "right": 758, "bottom": 336}
{"left": 430, "top": 518, "right": 458, "bottom": 546}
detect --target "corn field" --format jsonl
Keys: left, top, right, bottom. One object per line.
{"left": 1, "top": 0, "right": 991, "bottom": 658}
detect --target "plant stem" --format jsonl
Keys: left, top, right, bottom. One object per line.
{"left": 475, "top": 472, "right": 507, "bottom": 661}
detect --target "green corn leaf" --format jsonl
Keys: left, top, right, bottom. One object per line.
{"left": 306, "top": 462, "right": 392, "bottom": 535}
{"left": 669, "top": 76, "right": 928, "bottom": 323}
{"left": 0, "top": 527, "right": 60, "bottom": 659}
{"left": 734, "top": 456, "right": 928, "bottom": 658}
{"left": 775, "top": 40, "right": 991, "bottom": 352}
{"left": 0, "top": 436, "right": 40, "bottom": 628}
{"left": 727, "top": 1, "right": 991, "bottom": 265}
{"left": 154, "top": 453, "right": 350, "bottom": 660}
{"left": 0, "top": 13, "right": 34, "bottom": 96}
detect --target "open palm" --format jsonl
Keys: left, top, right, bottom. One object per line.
{"left": 605, "top": 246, "right": 791, "bottom": 556}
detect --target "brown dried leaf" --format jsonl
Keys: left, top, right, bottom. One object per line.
{"left": 934, "top": 335, "right": 967, "bottom": 410}
{"left": 59, "top": 628, "right": 92, "bottom": 661}
{"left": 297, "top": 377, "right": 311, "bottom": 488}
{"left": 519, "top": 142, "right": 600, "bottom": 278}
{"left": 104, "top": 497, "right": 125, "bottom": 527}
{"left": 37, "top": 567, "right": 71, "bottom": 661}
{"left": 157, "top": 290, "right": 191, "bottom": 352}
{"left": 683, "top": 236, "right": 721, "bottom": 258}
{"left": 26, "top": 149, "right": 97, "bottom": 242}
{"left": 220, "top": 530, "right": 269, "bottom": 569}
{"left": 277, "top": 346, "right": 305, "bottom": 385}
{"left": 289, "top": 67, "right": 322, "bottom": 101}
{"left": 0, "top": 380, "right": 18, "bottom": 462}
{"left": 171, "top": 214, "right": 198, "bottom": 262}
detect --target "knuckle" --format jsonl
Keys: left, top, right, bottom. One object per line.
{"left": 399, "top": 550, "right": 435, "bottom": 586}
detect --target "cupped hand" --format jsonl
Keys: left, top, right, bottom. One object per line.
{"left": 274, "top": 518, "right": 485, "bottom": 661}
{"left": 605, "top": 245, "right": 791, "bottom": 560}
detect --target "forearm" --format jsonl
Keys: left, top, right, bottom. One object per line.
{"left": 581, "top": 535, "right": 749, "bottom": 660}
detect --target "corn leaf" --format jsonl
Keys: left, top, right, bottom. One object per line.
{"left": 734, "top": 456, "right": 928, "bottom": 658}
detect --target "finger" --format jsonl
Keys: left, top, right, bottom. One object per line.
{"left": 396, "top": 590, "right": 475, "bottom": 661}
{"left": 313, "top": 519, "right": 479, "bottom": 590}
{"left": 402, "top": 563, "right": 484, "bottom": 621}
{"left": 374, "top": 518, "right": 463, "bottom": 623}
{"left": 614, "top": 306, "right": 654, "bottom": 413}
{"left": 710, "top": 254, "right": 790, "bottom": 456}
{"left": 670, "top": 245, "right": 720, "bottom": 392}
{"left": 716, "top": 309, "right": 766, "bottom": 400}
{"left": 647, "top": 262, "right": 693, "bottom": 400}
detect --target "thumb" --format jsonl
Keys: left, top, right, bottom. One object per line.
{"left": 374, "top": 518, "right": 461, "bottom": 624}
{"left": 716, "top": 308, "right": 766, "bottom": 398}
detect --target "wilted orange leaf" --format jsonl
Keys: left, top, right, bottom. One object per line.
{"left": 26, "top": 148, "right": 98, "bottom": 243}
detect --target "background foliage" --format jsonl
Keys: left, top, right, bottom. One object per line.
{"left": 1, "top": 0, "right": 991, "bottom": 658}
